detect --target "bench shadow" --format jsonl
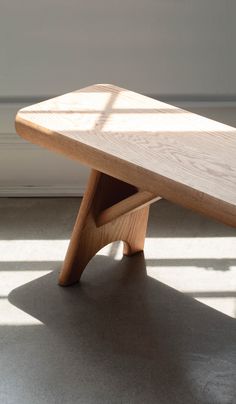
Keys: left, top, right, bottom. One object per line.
{"left": 9, "top": 253, "right": 236, "bottom": 404}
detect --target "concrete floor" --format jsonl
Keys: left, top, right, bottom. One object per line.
{"left": 0, "top": 198, "right": 236, "bottom": 404}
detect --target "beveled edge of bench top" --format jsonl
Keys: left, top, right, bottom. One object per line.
{"left": 15, "top": 83, "right": 236, "bottom": 227}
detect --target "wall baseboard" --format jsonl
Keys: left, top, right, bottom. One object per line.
{"left": 0, "top": 185, "right": 86, "bottom": 197}
{"left": 0, "top": 134, "right": 36, "bottom": 149}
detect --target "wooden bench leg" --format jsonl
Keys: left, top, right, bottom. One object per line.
{"left": 59, "top": 169, "right": 160, "bottom": 286}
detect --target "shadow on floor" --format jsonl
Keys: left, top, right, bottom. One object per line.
{"left": 8, "top": 253, "right": 236, "bottom": 404}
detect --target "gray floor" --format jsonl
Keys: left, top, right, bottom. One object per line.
{"left": 0, "top": 198, "right": 236, "bottom": 404}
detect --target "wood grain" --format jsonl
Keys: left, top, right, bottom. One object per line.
{"left": 59, "top": 170, "right": 150, "bottom": 286}
{"left": 15, "top": 83, "right": 236, "bottom": 226}
{"left": 97, "top": 191, "right": 160, "bottom": 227}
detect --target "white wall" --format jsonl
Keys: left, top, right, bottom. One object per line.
{"left": 1, "top": 0, "right": 236, "bottom": 96}
{"left": 1, "top": 1, "right": 236, "bottom": 195}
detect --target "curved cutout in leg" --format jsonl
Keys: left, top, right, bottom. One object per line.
{"left": 59, "top": 170, "right": 157, "bottom": 286}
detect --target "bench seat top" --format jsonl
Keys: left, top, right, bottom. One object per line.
{"left": 15, "top": 84, "right": 236, "bottom": 226}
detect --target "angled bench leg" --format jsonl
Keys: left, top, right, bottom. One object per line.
{"left": 59, "top": 169, "right": 160, "bottom": 286}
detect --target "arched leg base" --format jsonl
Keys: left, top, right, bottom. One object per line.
{"left": 59, "top": 170, "right": 160, "bottom": 286}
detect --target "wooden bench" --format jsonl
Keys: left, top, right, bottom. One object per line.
{"left": 15, "top": 84, "right": 236, "bottom": 286}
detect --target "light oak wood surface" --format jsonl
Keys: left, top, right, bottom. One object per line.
{"left": 59, "top": 170, "right": 150, "bottom": 286}
{"left": 15, "top": 83, "right": 236, "bottom": 226}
